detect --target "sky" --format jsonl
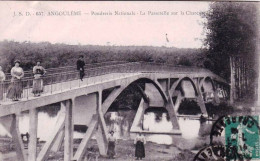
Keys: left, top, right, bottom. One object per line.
{"left": 0, "top": 1, "right": 210, "bottom": 48}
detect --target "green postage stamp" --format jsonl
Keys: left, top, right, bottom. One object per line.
{"left": 225, "top": 116, "right": 260, "bottom": 160}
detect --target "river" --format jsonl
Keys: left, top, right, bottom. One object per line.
{"left": 0, "top": 105, "right": 214, "bottom": 146}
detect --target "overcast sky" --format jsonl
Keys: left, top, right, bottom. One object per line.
{"left": 0, "top": 1, "right": 210, "bottom": 48}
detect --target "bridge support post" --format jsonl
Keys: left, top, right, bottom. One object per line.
{"left": 51, "top": 128, "right": 64, "bottom": 152}
{"left": 173, "top": 92, "right": 183, "bottom": 112}
{"left": 165, "top": 78, "right": 180, "bottom": 130}
{"left": 130, "top": 99, "right": 148, "bottom": 132}
{"left": 102, "top": 86, "right": 125, "bottom": 114}
{"left": 73, "top": 115, "right": 98, "bottom": 161}
{"left": 64, "top": 99, "right": 73, "bottom": 161}
{"left": 96, "top": 91, "right": 108, "bottom": 156}
{"left": 165, "top": 92, "right": 180, "bottom": 130}
{"left": 194, "top": 79, "right": 208, "bottom": 116}
{"left": 213, "top": 88, "right": 220, "bottom": 104}
{"left": 28, "top": 108, "right": 38, "bottom": 161}
{"left": 0, "top": 114, "right": 26, "bottom": 161}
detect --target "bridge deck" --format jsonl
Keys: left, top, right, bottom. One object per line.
{"left": 0, "top": 62, "right": 229, "bottom": 117}
{"left": 0, "top": 73, "right": 139, "bottom": 105}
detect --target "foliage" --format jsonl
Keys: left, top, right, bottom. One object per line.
{"left": 178, "top": 98, "right": 202, "bottom": 115}
{"left": 202, "top": 2, "right": 258, "bottom": 80}
{"left": 177, "top": 56, "right": 192, "bottom": 66}
{"left": 0, "top": 41, "right": 204, "bottom": 73}
{"left": 205, "top": 102, "right": 234, "bottom": 117}
{"left": 107, "top": 83, "right": 144, "bottom": 112}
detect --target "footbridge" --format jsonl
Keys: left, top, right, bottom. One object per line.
{"left": 0, "top": 61, "right": 229, "bottom": 161}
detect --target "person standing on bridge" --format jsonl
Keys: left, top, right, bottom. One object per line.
{"left": 77, "top": 55, "right": 85, "bottom": 81}
{"left": 0, "top": 66, "right": 6, "bottom": 101}
{"left": 32, "top": 61, "right": 46, "bottom": 97}
{"left": 134, "top": 132, "right": 146, "bottom": 160}
{"left": 6, "top": 60, "right": 24, "bottom": 101}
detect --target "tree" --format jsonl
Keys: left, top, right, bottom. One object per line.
{"left": 202, "top": 2, "right": 258, "bottom": 101}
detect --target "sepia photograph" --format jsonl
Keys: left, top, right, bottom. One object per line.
{"left": 0, "top": 1, "right": 259, "bottom": 161}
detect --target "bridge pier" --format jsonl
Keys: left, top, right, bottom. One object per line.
{"left": 0, "top": 114, "right": 26, "bottom": 161}
{"left": 165, "top": 91, "right": 180, "bottom": 130}
{"left": 28, "top": 108, "right": 38, "bottom": 161}
{"left": 64, "top": 100, "right": 73, "bottom": 161}
{"left": 96, "top": 91, "right": 108, "bottom": 156}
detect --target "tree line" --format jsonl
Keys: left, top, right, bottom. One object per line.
{"left": 0, "top": 41, "right": 204, "bottom": 73}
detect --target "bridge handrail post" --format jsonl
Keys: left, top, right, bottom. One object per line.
{"left": 51, "top": 74, "right": 53, "bottom": 94}
{"left": 60, "top": 73, "right": 62, "bottom": 92}
{"left": 26, "top": 79, "right": 30, "bottom": 100}
{"left": 69, "top": 73, "right": 72, "bottom": 89}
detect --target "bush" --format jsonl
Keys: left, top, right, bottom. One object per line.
{"left": 178, "top": 98, "right": 201, "bottom": 115}
{"left": 206, "top": 102, "right": 234, "bottom": 117}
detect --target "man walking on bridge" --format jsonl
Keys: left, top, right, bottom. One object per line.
{"left": 77, "top": 55, "right": 85, "bottom": 81}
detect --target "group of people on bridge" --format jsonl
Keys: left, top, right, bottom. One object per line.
{"left": 0, "top": 60, "right": 46, "bottom": 101}
{"left": 0, "top": 55, "right": 86, "bottom": 102}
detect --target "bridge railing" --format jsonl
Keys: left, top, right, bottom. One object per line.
{"left": 4, "top": 61, "right": 128, "bottom": 80}
{"left": 0, "top": 61, "right": 222, "bottom": 102}
{"left": 0, "top": 61, "right": 138, "bottom": 101}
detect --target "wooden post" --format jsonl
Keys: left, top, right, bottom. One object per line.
{"left": 64, "top": 99, "right": 73, "bottom": 161}
{"left": 28, "top": 108, "right": 38, "bottom": 161}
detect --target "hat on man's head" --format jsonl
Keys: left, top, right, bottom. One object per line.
{"left": 14, "top": 60, "right": 21, "bottom": 64}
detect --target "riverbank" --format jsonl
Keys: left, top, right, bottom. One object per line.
{"left": 0, "top": 138, "right": 198, "bottom": 161}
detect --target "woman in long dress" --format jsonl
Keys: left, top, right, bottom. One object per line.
{"left": 0, "top": 66, "right": 6, "bottom": 101}
{"left": 7, "top": 60, "right": 24, "bottom": 101}
{"left": 107, "top": 131, "right": 117, "bottom": 159}
{"left": 32, "top": 61, "right": 46, "bottom": 96}
{"left": 134, "top": 133, "right": 146, "bottom": 160}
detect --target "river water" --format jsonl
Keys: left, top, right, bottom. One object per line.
{"left": 0, "top": 105, "right": 213, "bottom": 146}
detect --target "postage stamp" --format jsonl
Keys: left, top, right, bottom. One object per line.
{"left": 225, "top": 116, "right": 260, "bottom": 160}
{"left": 201, "top": 115, "right": 260, "bottom": 160}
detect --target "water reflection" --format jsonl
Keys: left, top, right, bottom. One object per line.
{"left": 105, "top": 111, "right": 213, "bottom": 145}
{"left": 0, "top": 108, "right": 213, "bottom": 146}
{"left": 178, "top": 117, "right": 200, "bottom": 139}
{"left": 143, "top": 113, "right": 173, "bottom": 132}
